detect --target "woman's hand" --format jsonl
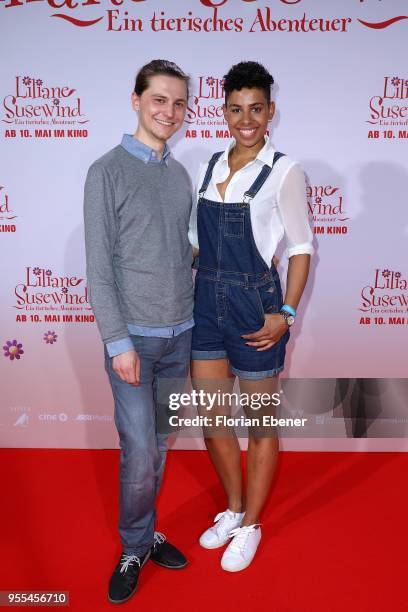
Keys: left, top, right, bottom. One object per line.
{"left": 242, "top": 313, "right": 288, "bottom": 351}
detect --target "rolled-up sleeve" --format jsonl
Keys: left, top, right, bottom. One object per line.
{"left": 278, "top": 162, "right": 314, "bottom": 259}
{"left": 84, "top": 162, "right": 132, "bottom": 351}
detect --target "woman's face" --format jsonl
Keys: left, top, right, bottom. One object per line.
{"left": 223, "top": 87, "right": 275, "bottom": 150}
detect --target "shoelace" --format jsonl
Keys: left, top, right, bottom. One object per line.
{"left": 153, "top": 531, "right": 166, "bottom": 546}
{"left": 212, "top": 510, "right": 235, "bottom": 534}
{"left": 119, "top": 554, "right": 141, "bottom": 574}
{"left": 228, "top": 524, "right": 261, "bottom": 552}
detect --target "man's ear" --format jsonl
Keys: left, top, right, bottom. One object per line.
{"left": 131, "top": 92, "right": 140, "bottom": 112}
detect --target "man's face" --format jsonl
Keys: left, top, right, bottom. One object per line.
{"left": 223, "top": 88, "right": 275, "bottom": 150}
{"left": 132, "top": 75, "right": 188, "bottom": 145}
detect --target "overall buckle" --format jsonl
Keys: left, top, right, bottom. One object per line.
{"left": 240, "top": 193, "right": 252, "bottom": 208}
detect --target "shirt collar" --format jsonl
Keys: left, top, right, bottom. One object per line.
{"left": 219, "top": 134, "right": 276, "bottom": 168}
{"left": 120, "top": 134, "right": 171, "bottom": 165}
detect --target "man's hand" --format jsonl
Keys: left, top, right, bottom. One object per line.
{"left": 242, "top": 314, "right": 288, "bottom": 352}
{"left": 112, "top": 350, "right": 141, "bottom": 386}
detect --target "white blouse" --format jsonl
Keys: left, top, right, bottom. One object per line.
{"left": 188, "top": 136, "right": 314, "bottom": 263}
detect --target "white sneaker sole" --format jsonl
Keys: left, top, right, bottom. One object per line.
{"left": 221, "top": 556, "right": 255, "bottom": 572}
{"left": 199, "top": 535, "right": 231, "bottom": 549}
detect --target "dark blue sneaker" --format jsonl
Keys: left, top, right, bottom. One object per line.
{"left": 150, "top": 532, "right": 188, "bottom": 569}
{"left": 108, "top": 550, "right": 150, "bottom": 604}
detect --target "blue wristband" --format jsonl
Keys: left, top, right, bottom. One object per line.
{"left": 281, "top": 304, "right": 296, "bottom": 317}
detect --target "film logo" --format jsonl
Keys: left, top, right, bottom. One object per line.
{"left": 358, "top": 268, "right": 408, "bottom": 326}
{"left": 367, "top": 76, "right": 408, "bottom": 140}
{"left": 185, "top": 76, "right": 227, "bottom": 139}
{"left": 307, "top": 184, "right": 349, "bottom": 236}
{"left": 0, "top": 185, "right": 17, "bottom": 233}
{"left": 14, "top": 266, "right": 94, "bottom": 323}
{"left": 2, "top": 76, "right": 89, "bottom": 139}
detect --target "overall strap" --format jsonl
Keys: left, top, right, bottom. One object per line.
{"left": 242, "top": 151, "right": 286, "bottom": 207}
{"left": 198, "top": 152, "right": 223, "bottom": 198}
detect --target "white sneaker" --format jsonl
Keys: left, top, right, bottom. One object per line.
{"left": 199, "top": 509, "right": 245, "bottom": 549}
{"left": 221, "top": 524, "right": 261, "bottom": 572}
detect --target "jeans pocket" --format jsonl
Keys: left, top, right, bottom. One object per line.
{"left": 224, "top": 211, "right": 244, "bottom": 238}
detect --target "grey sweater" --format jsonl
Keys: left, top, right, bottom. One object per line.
{"left": 83, "top": 144, "right": 194, "bottom": 347}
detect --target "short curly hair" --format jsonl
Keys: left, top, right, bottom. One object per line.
{"left": 223, "top": 61, "right": 274, "bottom": 104}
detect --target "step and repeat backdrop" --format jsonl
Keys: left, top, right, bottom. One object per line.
{"left": 0, "top": 0, "right": 407, "bottom": 449}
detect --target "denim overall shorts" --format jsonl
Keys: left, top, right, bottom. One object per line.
{"left": 191, "top": 151, "right": 290, "bottom": 380}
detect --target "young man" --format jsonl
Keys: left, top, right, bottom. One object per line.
{"left": 84, "top": 60, "right": 194, "bottom": 604}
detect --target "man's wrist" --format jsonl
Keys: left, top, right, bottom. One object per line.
{"left": 106, "top": 337, "right": 134, "bottom": 357}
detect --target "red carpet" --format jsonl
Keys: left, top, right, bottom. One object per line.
{"left": 0, "top": 449, "right": 406, "bottom": 611}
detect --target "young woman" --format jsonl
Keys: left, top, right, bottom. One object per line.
{"left": 188, "top": 62, "right": 313, "bottom": 572}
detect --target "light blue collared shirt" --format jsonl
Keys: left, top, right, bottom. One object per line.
{"left": 121, "top": 133, "right": 171, "bottom": 165}
{"left": 106, "top": 134, "right": 194, "bottom": 358}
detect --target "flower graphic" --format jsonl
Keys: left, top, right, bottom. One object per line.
{"left": 46, "top": 269, "right": 52, "bottom": 276}
{"left": 206, "top": 77, "right": 215, "bottom": 86}
{"left": 61, "top": 287, "right": 68, "bottom": 294}
{"left": 382, "top": 269, "right": 390, "bottom": 278}
{"left": 22, "top": 76, "right": 31, "bottom": 86}
{"left": 315, "top": 196, "right": 322, "bottom": 204}
{"left": 391, "top": 77, "right": 400, "bottom": 87}
{"left": 33, "top": 267, "right": 41, "bottom": 276}
{"left": 3, "top": 340, "right": 24, "bottom": 361}
{"left": 43, "top": 331, "right": 58, "bottom": 345}
{"left": 395, "top": 272, "right": 401, "bottom": 278}
{"left": 53, "top": 98, "right": 60, "bottom": 106}
{"left": 36, "top": 79, "right": 43, "bottom": 86}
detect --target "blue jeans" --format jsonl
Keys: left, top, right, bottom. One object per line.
{"left": 104, "top": 329, "right": 192, "bottom": 556}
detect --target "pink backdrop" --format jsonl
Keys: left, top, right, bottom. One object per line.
{"left": 1, "top": 0, "right": 407, "bottom": 449}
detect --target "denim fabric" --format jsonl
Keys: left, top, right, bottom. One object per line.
{"left": 107, "top": 317, "right": 195, "bottom": 358}
{"left": 192, "top": 152, "right": 289, "bottom": 380}
{"left": 104, "top": 329, "right": 192, "bottom": 555}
